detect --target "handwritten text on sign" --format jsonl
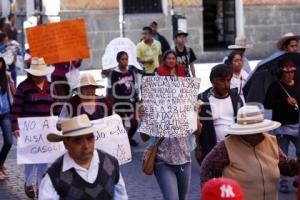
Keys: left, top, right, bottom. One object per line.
{"left": 26, "top": 19, "right": 90, "bottom": 64}
{"left": 17, "top": 116, "right": 65, "bottom": 164}
{"left": 138, "top": 76, "right": 201, "bottom": 138}
{"left": 92, "top": 114, "right": 132, "bottom": 165}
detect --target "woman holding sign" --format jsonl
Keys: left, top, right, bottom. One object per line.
{"left": 0, "top": 57, "right": 15, "bottom": 180}
{"left": 141, "top": 50, "right": 202, "bottom": 200}
{"left": 11, "top": 57, "right": 60, "bottom": 199}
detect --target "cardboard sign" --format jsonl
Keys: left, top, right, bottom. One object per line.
{"left": 102, "top": 37, "right": 143, "bottom": 70}
{"left": 26, "top": 19, "right": 90, "bottom": 64}
{"left": 92, "top": 114, "right": 132, "bottom": 165}
{"left": 138, "top": 76, "right": 201, "bottom": 138}
{"left": 17, "top": 116, "right": 65, "bottom": 164}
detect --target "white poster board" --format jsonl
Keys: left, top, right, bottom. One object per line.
{"left": 138, "top": 76, "right": 201, "bottom": 138}
{"left": 17, "top": 116, "right": 65, "bottom": 164}
{"left": 102, "top": 37, "right": 143, "bottom": 70}
{"left": 92, "top": 114, "right": 132, "bottom": 165}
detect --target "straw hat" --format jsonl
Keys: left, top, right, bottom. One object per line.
{"left": 225, "top": 105, "right": 281, "bottom": 135}
{"left": 47, "top": 114, "right": 97, "bottom": 142}
{"left": 228, "top": 36, "right": 252, "bottom": 49}
{"left": 74, "top": 73, "right": 104, "bottom": 89}
{"left": 25, "top": 57, "right": 54, "bottom": 76}
{"left": 277, "top": 32, "right": 300, "bottom": 50}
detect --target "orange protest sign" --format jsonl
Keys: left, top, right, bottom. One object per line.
{"left": 26, "top": 19, "right": 90, "bottom": 64}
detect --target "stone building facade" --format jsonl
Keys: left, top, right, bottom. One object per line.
{"left": 14, "top": 0, "right": 300, "bottom": 69}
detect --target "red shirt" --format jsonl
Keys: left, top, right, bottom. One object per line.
{"left": 156, "top": 64, "right": 187, "bottom": 77}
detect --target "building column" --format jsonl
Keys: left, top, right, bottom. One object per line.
{"left": 235, "top": 0, "right": 245, "bottom": 37}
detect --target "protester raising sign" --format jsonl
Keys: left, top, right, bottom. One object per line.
{"left": 92, "top": 114, "right": 132, "bottom": 165}
{"left": 138, "top": 76, "right": 201, "bottom": 138}
{"left": 26, "top": 19, "right": 90, "bottom": 64}
{"left": 17, "top": 116, "right": 65, "bottom": 164}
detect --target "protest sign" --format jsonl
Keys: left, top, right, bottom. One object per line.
{"left": 102, "top": 37, "right": 143, "bottom": 70}
{"left": 26, "top": 19, "right": 90, "bottom": 64}
{"left": 92, "top": 114, "right": 132, "bottom": 165}
{"left": 17, "top": 116, "right": 65, "bottom": 164}
{"left": 138, "top": 76, "right": 201, "bottom": 138}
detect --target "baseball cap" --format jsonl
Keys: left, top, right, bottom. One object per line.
{"left": 201, "top": 178, "right": 244, "bottom": 200}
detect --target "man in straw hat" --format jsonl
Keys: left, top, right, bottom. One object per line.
{"left": 277, "top": 32, "right": 300, "bottom": 53}
{"left": 58, "top": 73, "right": 112, "bottom": 127}
{"left": 39, "top": 114, "right": 128, "bottom": 200}
{"left": 11, "top": 57, "right": 60, "bottom": 199}
{"left": 200, "top": 105, "right": 298, "bottom": 200}
{"left": 223, "top": 36, "right": 252, "bottom": 73}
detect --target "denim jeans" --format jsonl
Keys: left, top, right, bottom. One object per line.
{"left": 154, "top": 161, "right": 191, "bottom": 200}
{"left": 24, "top": 164, "right": 48, "bottom": 187}
{"left": 0, "top": 113, "right": 13, "bottom": 165}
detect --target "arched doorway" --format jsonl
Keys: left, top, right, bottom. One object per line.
{"left": 203, "top": 0, "right": 236, "bottom": 50}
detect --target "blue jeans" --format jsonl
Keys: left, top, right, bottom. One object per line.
{"left": 0, "top": 113, "right": 13, "bottom": 165}
{"left": 24, "top": 164, "right": 48, "bottom": 187}
{"left": 154, "top": 161, "right": 191, "bottom": 200}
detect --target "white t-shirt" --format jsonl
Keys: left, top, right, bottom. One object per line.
{"left": 208, "top": 95, "right": 235, "bottom": 142}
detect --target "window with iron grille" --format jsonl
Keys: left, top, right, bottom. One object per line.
{"left": 124, "top": 0, "right": 163, "bottom": 14}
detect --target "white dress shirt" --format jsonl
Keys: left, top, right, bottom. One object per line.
{"left": 39, "top": 150, "right": 128, "bottom": 200}
{"left": 231, "top": 70, "right": 249, "bottom": 103}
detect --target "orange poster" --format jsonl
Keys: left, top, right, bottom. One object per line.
{"left": 26, "top": 19, "right": 90, "bottom": 64}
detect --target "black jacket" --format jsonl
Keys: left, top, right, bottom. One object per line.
{"left": 156, "top": 33, "right": 170, "bottom": 54}
{"left": 197, "top": 88, "right": 243, "bottom": 163}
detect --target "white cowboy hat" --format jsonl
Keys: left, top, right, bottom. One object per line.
{"left": 225, "top": 105, "right": 281, "bottom": 135}
{"left": 47, "top": 114, "right": 97, "bottom": 142}
{"left": 228, "top": 36, "right": 252, "bottom": 49}
{"left": 25, "top": 57, "right": 54, "bottom": 76}
{"left": 73, "top": 73, "right": 104, "bottom": 89}
{"left": 277, "top": 32, "right": 300, "bottom": 50}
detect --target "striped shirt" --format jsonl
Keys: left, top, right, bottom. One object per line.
{"left": 11, "top": 78, "right": 60, "bottom": 131}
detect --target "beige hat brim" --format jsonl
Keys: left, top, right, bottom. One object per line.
{"left": 277, "top": 36, "right": 300, "bottom": 50}
{"left": 73, "top": 83, "right": 105, "bottom": 90}
{"left": 228, "top": 44, "right": 253, "bottom": 49}
{"left": 47, "top": 126, "right": 98, "bottom": 142}
{"left": 25, "top": 66, "right": 55, "bottom": 76}
{"left": 225, "top": 120, "right": 281, "bottom": 135}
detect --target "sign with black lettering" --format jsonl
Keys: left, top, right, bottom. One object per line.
{"left": 92, "top": 114, "right": 132, "bottom": 165}
{"left": 17, "top": 116, "right": 65, "bottom": 164}
{"left": 138, "top": 76, "right": 201, "bottom": 138}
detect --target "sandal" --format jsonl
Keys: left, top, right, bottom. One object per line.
{"left": 0, "top": 165, "right": 9, "bottom": 177}
{"left": 24, "top": 184, "right": 35, "bottom": 199}
{"left": 0, "top": 173, "right": 5, "bottom": 181}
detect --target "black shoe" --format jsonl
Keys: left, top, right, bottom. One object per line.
{"left": 24, "top": 184, "right": 35, "bottom": 199}
{"left": 130, "top": 139, "right": 139, "bottom": 147}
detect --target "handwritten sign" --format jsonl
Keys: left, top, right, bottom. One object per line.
{"left": 102, "top": 37, "right": 143, "bottom": 70}
{"left": 138, "top": 76, "right": 201, "bottom": 138}
{"left": 17, "top": 116, "right": 65, "bottom": 164}
{"left": 26, "top": 19, "right": 90, "bottom": 64}
{"left": 92, "top": 114, "right": 132, "bottom": 165}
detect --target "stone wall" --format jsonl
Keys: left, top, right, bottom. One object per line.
{"left": 59, "top": 1, "right": 300, "bottom": 68}
{"left": 60, "top": 5, "right": 203, "bottom": 69}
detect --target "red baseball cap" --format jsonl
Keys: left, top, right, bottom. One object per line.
{"left": 201, "top": 178, "right": 244, "bottom": 200}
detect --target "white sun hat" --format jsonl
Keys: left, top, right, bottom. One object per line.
{"left": 73, "top": 73, "right": 104, "bottom": 89}
{"left": 47, "top": 114, "right": 97, "bottom": 142}
{"left": 225, "top": 105, "right": 281, "bottom": 135}
{"left": 277, "top": 32, "right": 300, "bottom": 50}
{"left": 228, "top": 36, "right": 253, "bottom": 49}
{"left": 25, "top": 57, "right": 54, "bottom": 76}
